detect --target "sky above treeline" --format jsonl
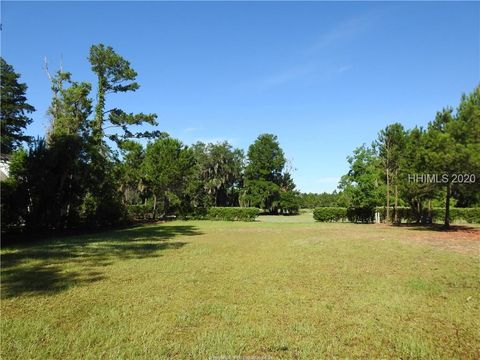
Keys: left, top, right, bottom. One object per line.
{"left": 1, "top": 1, "right": 479, "bottom": 192}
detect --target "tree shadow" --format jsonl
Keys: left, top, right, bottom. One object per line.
{"left": 1, "top": 225, "right": 202, "bottom": 298}
{"left": 397, "top": 223, "right": 480, "bottom": 233}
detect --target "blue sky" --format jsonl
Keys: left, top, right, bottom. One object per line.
{"left": 2, "top": 1, "right": 479, "bottom": 192}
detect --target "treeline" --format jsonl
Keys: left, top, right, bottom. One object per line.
{"left": 338, "top": 85, "right": 480, "bottom": 227}
{"left": 0, "top": 45, "right": 299, "bottom": 234}
{"left": 297, "top": 191, "right": 347, "bottom": 208}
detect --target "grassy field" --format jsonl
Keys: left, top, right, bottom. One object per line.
{"left": 1, "top": 217, "right": 479, "bottom": 359}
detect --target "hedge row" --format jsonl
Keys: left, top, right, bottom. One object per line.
{"left": 449, "top": 208, "right": 480, "bottom": 223}
{"left": 314, "top": 206, "right": 480, "bottom": 224}
{"left": 208, "top": 207, "right": 260, "bottom": 221}
{"left": 346, "top": 207, "right": 376, "bottom": 223}
{"left": 377, "top": 207, "right": 480, "bottom": 224}
{"left": 313, "top": 207, "right": 374, "bottom": 223}
{"left": 313, "top": 207, "right": 347, "bottom": 222}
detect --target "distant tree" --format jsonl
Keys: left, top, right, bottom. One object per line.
{"left": 116, "top": 140, "right": 146, "bottom": 204}
{"left": 143, "top": 137, "right": 195, "bottom": 218}
{"left": 298, "top": 191, "right": 343, "bottom": 208}
{"left": 451, "top": 86, "right": 480, "bottom": 207}
{"left": 242, "top": 134, "right": 289, "bottom": 213}
{"left": 86, "top": 44, "right": 160, "bottom": 225}
{"left": 0, "top": 58, "right": 35, "bottom": 155}
{"left": 245, "top": 134, "right": 285, "bottom": 183}
{"left": 46, "top": 70, "right": 92, "bottom": 140}
{"left": 339, "top": 144, "right": 384, "bottom": 209}
{"left": 193, "top": 141, "right": 244, "bottom": 207}
{"left": 375, "top": 123, "right": 406, "bottom": 223}
{"left": 398, "top": 127, "right": 438, "bottom": 222}
{"left": 424, "top": 108, "right": 465, "bottom": 228}
{"left": 88, "top": 44, "right": 158, "bottom": 145}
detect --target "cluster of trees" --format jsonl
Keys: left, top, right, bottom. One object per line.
{"left": 298, "top": 191, "right": 347, "bottom": 208}
{"left": 119, "top": 133, "right": 299, "bottom": 220}
{"left": 0, "top": 46, "right": 299, "bottom": 234}
{"left": 339, "top": 85, "right": 480, "bottom": 227}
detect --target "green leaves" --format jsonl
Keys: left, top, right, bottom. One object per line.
{"left": 242, "top": 134, "right": 296, "bottom": 213}
{"left": 88, "top": 44, "right": 157, "bottom": 144}
{"left": 0, "top": 57, "right": 36, "bottom": 154}
{"left": 88, "top": 44, "right": 139, "bottom": 93}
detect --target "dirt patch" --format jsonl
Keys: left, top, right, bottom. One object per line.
{"left": 405, "top": 226, "right": 480, "bottom": 255}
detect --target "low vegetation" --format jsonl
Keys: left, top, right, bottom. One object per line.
{"left": 2, "top": 219, "right": 479, "bottom": 359}
{"left": 208, "top": 207, "right": 260, "bottom": 222}
{"left": 313, "top": 206, "right": 480, "bottom": 224}
{"left": 313, "top": 207, "right": 347, "bottom": 222}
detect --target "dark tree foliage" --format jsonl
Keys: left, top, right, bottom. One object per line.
{"left": 0, "top": 58, "right": 35, "bottom": 155}
{"left": 241, "top": 134, "right": 298, "bottom": 213}
{"left": 143, "top": 136, "right": 196, "bottom": 219}
{"left": 298, "top": 191, "right": 344, "bottom": 208}
{"left": 88, "top": 44, "right": 158, "bottom": 144}
{"left": 340, "top": 85, "right": 480, "bottom": 227}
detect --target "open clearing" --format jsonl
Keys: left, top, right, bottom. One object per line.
{"left": 1, "top": 218, "right": 479, "bottom": 359}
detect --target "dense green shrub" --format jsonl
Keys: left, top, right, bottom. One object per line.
{"left": 376, "top": 206, "right": 418, "bottom": 223}
{"left": 279, "top": 191, "right": 300, "bottom": 215}
{"left": 127, "top": 204, "right": 152, "bottom": 221}
{"left": 208, "top": 207, "right": 260, "bottom": 221}
{"left": 347, "top": 206, "right": 375, "bottom": 223}
{"left": 375, "top": 206, "right": 480, "bottom": 224}
{"left": 313, "top": 207, "right": 347, "bottom": 222}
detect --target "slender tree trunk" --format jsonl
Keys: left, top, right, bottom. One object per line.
{"left": 163, "top": 192, "right": 169, "bottom": 219}
{"left": 417, "top": 201, "right": 421, "bottom": 224}
{"left": 394, "top": 169, "right": 398, "bottom": 224}
{"left": 444, "top": 182, "right": 451, "bottom": 228}
{"left": 93, "top": 76, "right": 106, "bottom": 144}
{"left": 152, "top": 194, "right": 157, "bottom": 220}
{"left": 386, "top": 168, "right": 390, "bottom": 223}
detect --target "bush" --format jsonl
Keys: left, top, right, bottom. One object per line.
{"left": 347, "top": 206, "right": 375, "bottom": 223}
{"left": 313, "top": 207, "right": 347, "bottom": 222}
{"left": 375, "top": 206, "right": 480, "bottom": 224}
{"left": 127, "top": 204, "right": 152, "bottom": 221}
{"left": 208, "top": 207, "right": 260, "bottom": 221}
{"left": 375, "top": 206, "right": 418, "bottom": 223}
{"left": 279, "top": 191, "right": 300, "bottom": 215}
{"left": 448, "top": 208, "right": 480, "bottom": 224}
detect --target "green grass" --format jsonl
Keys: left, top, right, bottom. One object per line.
{"left": 1, "top": 218, "right": 479, "bottom": 359}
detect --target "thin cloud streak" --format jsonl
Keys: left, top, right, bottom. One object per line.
{"left": 254, "top": 13, "right": 374, "bottom": 91}
{"left": 305, "top": 13, "right": 373, "bottom": 55}
{"left": 337, "top": 65, "right": 353, "bottom": 73}
{"left": 260, "top": 63, "right": 316, "bottom": 89}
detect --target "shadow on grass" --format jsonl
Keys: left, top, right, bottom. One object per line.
{"left": 1, "top": 225, "right": 202, "bottom": 298}
{"left": 397, "top": 223, "right": 480, "bottom": 233}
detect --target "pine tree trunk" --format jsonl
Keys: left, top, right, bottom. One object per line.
{"left": 394, "top": 171, "right": 398, "bottom": 224}
{"left": 163, "top": 193, "right": 169, "bottom": 219}
{"left": 444, "top": 182, "right": 451, "bottom": 228}
{"left": 152, "top": 194, "right": 157, "bottom": 220}
{"left": 386, "top": 168, "right": 390, "bottom": 223}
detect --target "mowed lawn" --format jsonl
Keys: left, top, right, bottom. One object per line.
{"left": 1, "top": 216, "right": 479, "bottom": 359}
